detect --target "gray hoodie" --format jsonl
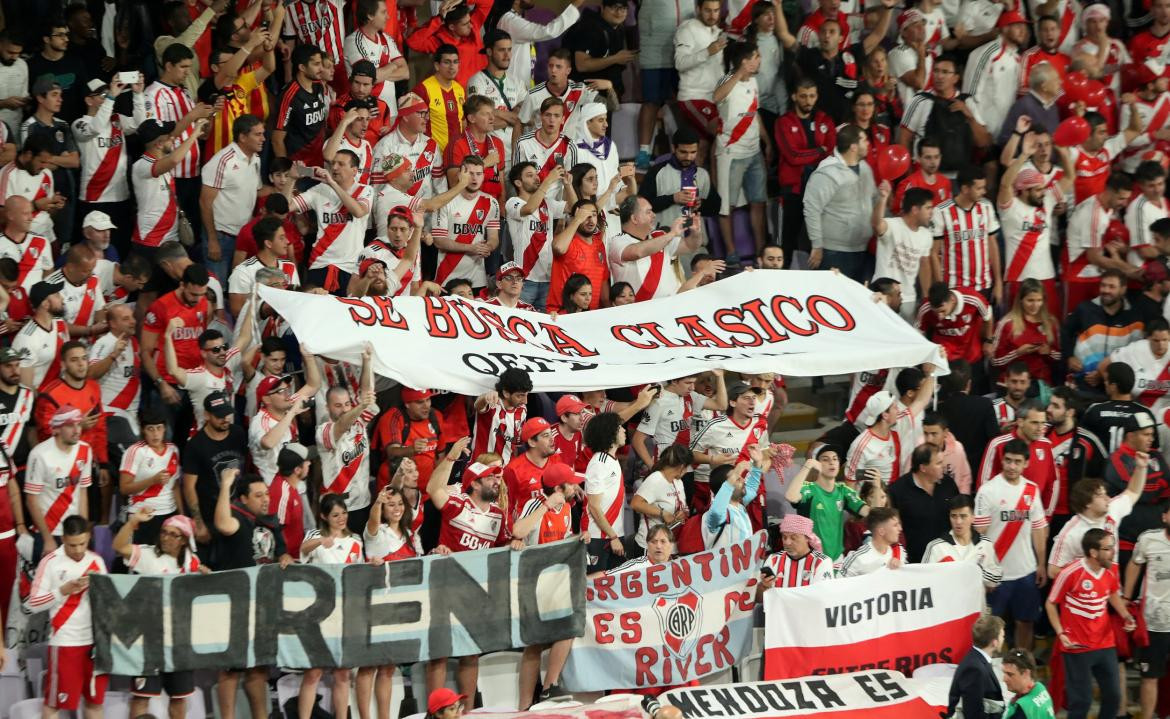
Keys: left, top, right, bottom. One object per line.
{"left": 803, "top": 151, "right": 877, "bottom": 253}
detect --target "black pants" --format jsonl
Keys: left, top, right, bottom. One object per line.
{"left": 1063, "top": 648, "right": 1120, "bottom": 719}
{"left": 780, "top": 190, "right": 809, "bottom": 266}
{"left": 173, "top": 176, "right": 203, "bottom": 260}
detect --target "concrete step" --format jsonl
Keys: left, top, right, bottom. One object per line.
{"left": 772, "top": 401, "right": 820, "bottom": 432}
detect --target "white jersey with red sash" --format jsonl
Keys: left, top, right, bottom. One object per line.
{"left": 1119, "top": 95, "right": 1170, "bottom": 172}
{"left": 518, "top": 81, "right": 595, "bottom": 132}
{"left": 26, "top": 549, "right": 105, "bottom": 645}
{"left": 292, "top": 181, "right": 373, "bottom": 275}
{"left": 317, "top": 405, "right": 378, "bottom": 511}
{"left": 24, "top": 439, "right": 93, "bottom": 537}
{"left": 364, "top": 524, "right": 421, "bottom": 561}
{"left": 1108, "top": 339, "right": 1170, "bottom": 407}
{"left": 1000, "top": 197, "right": 1055, "bottom": 281}
{"left": 607, "top": 230, "right": 683, "bottom": 301}
{"left": 89, "top": 333, "right": 140, "bottom": 423}
{"left": 1125, "top": 194, "right": 1169, "bottom": 267}
{"left": 689, "top": 414, "right": 764, "bottom": 484}
{"left": 584, "top": 451, "right": 625, "bottom": 539}
{"left": 0, "top": 163, "right": 54, "bottom": 241}
{"left": 44, "top": 271, "right": 104, "bottom": 333}
{"left": 726, "top": 0, "right": 760, "bottom": 36}
{"left": 73, "top": 98, "right": 143, "bottom": 203}
{"left": 337, "top": 135, "right": 375, "bottom": 185}
{"left": 120, "top": 441, "right": 180, "bottom": 515}
{"left": 846, "top": 368, "right": 896, "bottom": 425}
{"left": 300, "top": 530, "right": 364, "bottom": 564}
{"left": 473, "top": 401, "right": 526, "bottom": 464}
{"left": 0, "top": 233, "right": 51, "bottom": 290}
{"left": 512, "top": 132, "right": 577, "bottom": 182}
{"left": 1065, "top": 195, "right": 1112, "bottom": 281}
{"left": 432, "top": 191, "right": 499, "bottom": 287}
{"left": 715, "top": 75, "right": 761, "bottom": 158}
{"left": 373, "top": 128, "right": 440, "bottom": 197}
{"left": 506, "top": 196, "right": 563, "bottom": 283}
{"left": 636, "top": 389, "right": 706, "bottom": 452}
{"left": 13, "top": 317, "right": 69, "bottom": 390}
{"left": 763, "top": 550, "right": 835, "bottom": 587}
{"left": 973, "top": 474, "right": 1047, "bottom": 580}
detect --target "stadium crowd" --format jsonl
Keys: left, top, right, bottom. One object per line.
{"left": 0, "top": 0, "right": 1168, "bottom": 718}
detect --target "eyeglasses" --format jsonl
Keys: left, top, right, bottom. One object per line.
{"left": 159, "top": 529, "right": 185, "bottom": 539}
{"left": 205, "top": 345, "right": 229, "bottom": 353}
{"left": 500, "top": 275, "right": 523, "bottom": 283}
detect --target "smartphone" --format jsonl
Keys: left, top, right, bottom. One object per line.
{"left": 117, "top": 71, "right": 139, "bottom": 86}
{"left": 295, "top": 165, "right": 317, "bottom": 178}
{"left": 760, "top": 566, "right": 775, "bottom": 578}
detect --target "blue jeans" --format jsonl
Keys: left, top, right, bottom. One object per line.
{"left": 1063, "top": 648, "right": 1120, "bottom": 719}
{"left": 521, "top": 280, "right": 549, "bottom": 312}
{"left": 206, "top": 231, "right": 236, "bottom": 291}
{"left": 819, "top": 249, "right": 867, "bottom": 283}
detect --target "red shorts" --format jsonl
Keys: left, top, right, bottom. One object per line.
{"left": 45, "top": 645, "right": 108, "bottom": 710}
{"left": 675, "top": 100, "right": 718, "bottom": 139}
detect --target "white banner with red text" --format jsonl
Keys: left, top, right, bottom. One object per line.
{"left": 559, "top": 532, "right": 768, "bottom": 692}
{"left": 258, "top": 272, "right": 947, "bottom": 394}
{"left": 662, "top": 669, "right": 944, "bottom": 719}
{"left": 763, "top": 562, "right": 982, "bottom": 680}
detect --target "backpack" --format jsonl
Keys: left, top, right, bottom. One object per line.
{"left": 921, "top": 91, "right": 974, "bottom": 173}
{"left": 674, "top": 511, "right": 726, "bottom": 555}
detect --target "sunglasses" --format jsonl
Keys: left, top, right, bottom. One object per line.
{"left": 204, "top": 345, "right": 229, "bottom": 353}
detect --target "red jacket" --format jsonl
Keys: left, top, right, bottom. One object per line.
{"left": 774, "top": 110, "right": 835, "bottom": 193}
{"left": 406, "top": 0, "right": 491, "bottom": 88}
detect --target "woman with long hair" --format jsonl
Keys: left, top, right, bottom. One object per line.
{"left": 570, "top": 163, "right": 623, "bottom": 238}
{"left": 356, "top": 487, "right": 423, "bottom": 719}
{"left": 629, "top": 445, "right": 692, "bottom": 553}
{"left": 990, "top": 278, "right": 1061, "bottom": 385}
{"left": 610, "top": 281, "right": 635, "bottom": 306}
{"left": 841, "top": 87, "right": 890, "bottom": 171}
{"left": 298, "top": 495, "right": 364, "bottom": 719}
{"left": 861, "top": 47, "right": 900, "bottom": 129}
{"left": 559, "top": 274, "right": 593, "bottom": 314}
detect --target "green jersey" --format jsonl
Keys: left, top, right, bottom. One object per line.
{"left": 797, "top": 481, "right": 866, "bottom": 560}
{"left": 1005, "top": 683, "right": 1054, "bottom": 719}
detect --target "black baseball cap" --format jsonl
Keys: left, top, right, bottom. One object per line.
{"left": 138, "top": 119, "right": 176, "bottom": 145}
{"left": 350, "top": 59, "right": 377, "bottom": 80}
{"left": 29, "top": 281, "right": 62, "bottom": 309}
{"left": 204, "top": 391, "right": 235, "bottom": 418}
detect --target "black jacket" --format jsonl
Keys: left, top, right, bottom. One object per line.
{"left": 947, "top": 647, "right": 1004, "bottom": 719}
{"left": 940, "top": 393, "right": 999, "bottom": 480}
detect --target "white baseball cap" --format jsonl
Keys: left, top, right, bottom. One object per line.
{"left": 82, "top": 211, "right": 116, "bottom": 230}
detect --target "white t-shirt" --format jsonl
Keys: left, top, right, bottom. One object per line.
{"left": 633, "top": 470, "right": 686, "bottom": 548}
{"left": 1109, "top": 340, "right": 1170, "bottom": 407}
{"left": 1049, "top": 494, "right": 1135, "bottom": 570}
{"left": 874, "top": 217, "right": 932, "bottom": 301}
{"left": 181, "top": 350, "right": 242, "bottom": 428}
{"left": 715, "top": 75, "right": 760, "bottom": 159}
{"left": 228, "top": 256, "right": 301, "bottom": 299}
{"left": 840, "top": 541, "right": 905, "bottom": 577}
{"left": 300, "top": 529, "right": 364, "bottom": 564}
{"left": 201, "top": 143, "right": 262, "bottom": 235}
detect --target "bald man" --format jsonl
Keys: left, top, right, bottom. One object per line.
{"left": 88, "top": 303, "right": 140, "bottom": 466}
{"left": 45, "top": 244, "right": 107, "bottom": 339}
{"left": 0, "top": 196, "right": 53, "bottom": 290}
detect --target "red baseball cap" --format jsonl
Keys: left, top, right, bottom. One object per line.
{"left": 256, "top": 375, "right": 291, "bottom": 404}
{"left": 401, "top": 388, "right": 432, "bottom": 403}
{"left": 461, "top": 461, "right": 503, "bottom": 492}
{"left": 555, "top": 394, "right": 587, "bottom": 417}
{"left": 997, "top": 9, "right": 1027, "bottom": 26}
{"left": 427, "top": 688, "right": 465, "bottom": 714}
{"left": 358, "top": 257, "right": 386, "bottom": 276}
{"left": 542, "top": 462, "right": 581, "bottom": 489}
{"left": 520, "top": 417, "right": 552, "bottom": 444}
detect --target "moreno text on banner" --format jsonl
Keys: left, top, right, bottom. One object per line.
{"left": 258, "top": 272, "right": 947, "bottom": 394}
{"left": 763, "top": 562, "right": 983, "bottom": 679}
{"left": 90, "top": 539, "right": 586, "bottom": 675}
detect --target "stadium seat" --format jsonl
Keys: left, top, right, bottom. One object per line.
{"left": 699, "top": 668, "right": 732, "bottom": 686}
{"left": 8, "top": 698, "right": 40, "bottom": 719}
{"left": 740, "top": 653, "right": 762, "bottom": 683}
{"left": 185, "top": 688, "right": 208, "bottom": 719}
{"left": 476, "top": 651, "right": 522, "bottom": 709}
{"left": 0, "top": 673, "right": 27, "bottom": 719}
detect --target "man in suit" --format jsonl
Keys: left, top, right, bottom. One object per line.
{"left": 947, "top": 614, "right": 1006, "bottom": 719}
{"left": 940, "top": 359, "right": 1000, "bottom": 481}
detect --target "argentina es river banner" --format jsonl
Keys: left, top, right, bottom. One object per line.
{"left": 90, "top": 539, "right": 585, "bottom": 674}
{"left": 662, "top": 669, "right": 942, "bottom": 719}
{"left": 560, "top": 532, "right": 768, "bottom": 692}
{"left": 764, "top": 562, "right": 983, "bottom": 680}
{"left": 258, "top": 272, "right": 947, "bottom": 394}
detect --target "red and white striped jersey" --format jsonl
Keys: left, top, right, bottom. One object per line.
{"left": 715, "top": 75, "right": 760, "bottom": 158}
{"left": 1125, "top": 194, "right": 1168, "bottom": 267}
{"left": 120, "top": 441, "right": 180, "bottom": 515}
{"left": 72, "top": 94, "right": 147, "bottom": 203}
{"left": 930, "top": 198, "right": 1000, "bottom": 291}
{"left": 24, "top": 438, "right": 93, "bottom": 537}
{"left": 131, "top": 155, "right": 178, "bottom": 248}
{"left": 343, "top": 28, "right": 403, "bottom": 109}
{"left": 316, "top": 404, "right": 378, "bottom": 511}
{"left": 973, "top": 474, "right": 1047, "bottom": 580}
{"left": 999, "top": 196, "right": 1055, "bottom": 282}
{"left": 506, "top": 196, "right": 564, "bottom": 284}
{"left": 1050, "top": 494, "right": 1134, "bottom": 570}
{"left": 1048, "top": 558, "right": 1121, "bottom": 652}
{"left": 438, "top": 492, "right": 507, "bottom": 551}
{"left": 690, "top": 414, "right": 764, "bottom": 484}
{"left": 12, "top": 317, "right": 68, "bottom": 390}
{"left": 585, "top": 451, "right": 625, "bottom": 539}
{"left": 44, "top": 270, "right": 104, "bottom": 332}
{"left": 300, "top": 529, "right": 364, "bottom": 564}
{"left": 283, "top": 0, "right": 346, "bottom": 64}
{"left": 335, "top": 134, "right": 374, "bottom": 185}
{"left": 26, "top": 548, "right": 106, "bottom": 646}
{"left": 763, "top": 550, "right": 835, "bottom": 587}
{"left": 0, "top": 232, "right": 52, "bottom": 290}
{"left": 1065, "top": 195, "right": 1112, "bottom": 281}
{"left": 145, "top": 81, "right": 200, "bottom": 178}
{"left": 88, "top": 332, "right": 140, "bottom": 423}
{"left": 373, "top": 127, "right": 441, "bottom": 198}
{"left": 432, "top": 191, "right": 500, "bottom": 287}
{"left": 0, "top": 163, "right": 55, "bottom": 241}
{"left": 607, "top": 230, "right": 683, "bottom": 302}
{"left": 0, "top": 384, "right": 33, "bottom": 476}
{"left": 291, "top": 181, "right": 374, "bottom": 273}
{"left": 472, "top": 400, "right": 526, "bottom": 464}
{"left": 844, "top": 427, "right": 900, "bottom": 484}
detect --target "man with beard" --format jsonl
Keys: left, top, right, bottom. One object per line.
{"left": 0, "top": 195, "right": 53, "bottom": 292}
{"left": 468, "top": 30, "right": 525, "bottom": 168}
{"left": 504, "top": 417, "right": 559, "bottom": 520}
{"left": 1045, "top": 387, "right": 1105, "bottom": 533}
{"left": 371, "top": 152, "right": 467, "bottom": 240}
{"left": 352, "top": 205, "right": 425, "bottom": 297}
{"left": 88, "top": 304, "right": 140, "bottom": 465}
{"left": 432, "top": 156, "right": 500, "bottom": 291}
{"left": 0, "top": 345, "right": 29, "bottom": 628}
{"left": 639, "top": 128, "right": 718, "bottom": 243}
{"left": 507, "top": 162, "right": 565, "bottom": 310}
{"left": 1065, "top": 175, "right": 1141, "bottom": 315}
{"left": 992, "top": 364, "right": 1032, "bottom": 433}
{"left": 13, "top": 281, "right": 68, "bottom": 391}
{"left": 164, "top": 321, "right": 251, "bottom": 430}
{"left": 1062, "top": 271, "right": 1146, "bottom": 395}
{"left": 608, "top": 196, "right": 695, "bottom": 301}
{"left": 35, "top": 340, "right": 109, "bottom": 513}
{"left": 549, "top": 201, "right": 608, "bottom": 312}
{"left": 1105, "top": 414, "right": 1168, "bottom": 567}
{"left": 0, "top": 31, "right": 28, "bottom": 141}
{"left": 182, "top": 391, "right": 248, "bottom": 548}
{"left": 140, "top": 265, "right": 212, "bottom": 429}
{"left": 759, "top": 514, "right": 835, "bottom": 595}
{"left": 776, "top": 80, "right": 833, "bottom": 267}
